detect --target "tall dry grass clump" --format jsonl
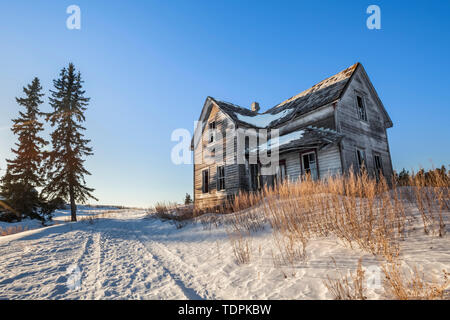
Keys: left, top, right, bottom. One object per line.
{"left": 381, "top": 262, "right": 449, "bottom": 300}
{"left": 148, "top": 201, "right": 195, "bottom": 228}
{"left": 324, "top": 258, "right": 367, "bottom": 300}
{"left": 226, "top": 167, "right": 448, "bottom": 263}
{"left": 405, "top": 168, "right": 449, "bottom": 236}
{"left": 255, "top": 171, "right": 406, "bottom": 261}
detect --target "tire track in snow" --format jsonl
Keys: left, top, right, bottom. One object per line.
{"left": 76, "top": 229, "right": 102, "bottom": 300}
{"left": 125, "top": 221, "right": 197, "bottom": 299}
{"left": 132, "top": 220, "right": 213, "bottom": 300}
{"left": 79, "top": 219, "right": 188, "bottom": 299}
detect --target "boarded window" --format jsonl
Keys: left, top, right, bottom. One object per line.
{"left": 202, "top": 170, "right": 209, "bottom": 193}
{"left": 374, "top": 154, "right": 384, "bottom": 179}
{"left": 356, "top": 96, "right": 368, "bottom": 121}
{"left": 301, "top": 152, "right": 318, "bottom": 180}
{"left": 356, "top": 148, "right": 366, "bottom": 169}
{"left": 217, "top": 166, "right": 225, "bottom": 191}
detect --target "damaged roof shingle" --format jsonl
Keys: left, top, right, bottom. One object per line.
{"left": 210, "top": 63, "right": 359, "bottom": 129}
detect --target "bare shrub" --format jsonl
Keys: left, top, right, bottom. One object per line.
{"left": 272, "top": 231, "right": 307, "bottom": 267}
{"left": 324, "top": 258, "right": 367, "bottom": 300}
{"left": 230, "top": 233, "right": 251, "bottom": 265}
{"left": 382, "top": 262, "right": 449, "bottom": 300}
{"left": 149, "top": 201, "right": 195, "bottom": 224}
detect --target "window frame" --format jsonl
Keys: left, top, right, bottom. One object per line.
{"left": 217, "top": 165, "right": 226, "bottom": 191}
{"left": 356, "top": 148, "right": 366, "bottom": 170}
{"left": 355, "top": 94, "right": 368, "bottom": 122}
{"left": 202, "top": 169, "right": 209, "bottom": 193}
{"left": 373, "top": 153, "right": 384, "bottom": 178}
{"left": 249, "top": 163, "right": 260, "bottom": 191}
{"left": 300, "top": 150, "right": 319, "bottom": 180}
{"left": 208, "top": 121, "right": 216, "bottom": 144}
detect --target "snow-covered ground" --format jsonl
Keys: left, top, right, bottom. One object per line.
{"left": 0, "top": 205, "right": 448, "bottom": 299}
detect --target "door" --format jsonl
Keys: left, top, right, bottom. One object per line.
{"left": 301, "top": 151, "right": 318, "bottom": 180}
{"left": 275, "top": 160, "right": 287, "bottom": 183}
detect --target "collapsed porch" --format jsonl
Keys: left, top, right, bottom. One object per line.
{"left": 243, "top": 126, "right": 344, "bottom": 191}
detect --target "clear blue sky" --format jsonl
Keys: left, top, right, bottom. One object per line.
{"left": 0, "top": 1, "right": 449, "bottom": 207}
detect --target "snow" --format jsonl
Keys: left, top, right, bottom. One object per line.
{"left": 254, "top": 130, "right": 305, "bottom": 152}
{"left": 0, "top": 203, "right": 448, "bottom": 299}
{"left": 236, "top": 109, "right": 293, "bottom": 128}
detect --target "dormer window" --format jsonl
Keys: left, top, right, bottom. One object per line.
{"left": 208, "top": 121, "right": 216, "bottom": 143}
{"left": 356, "top": 95, "right": 368, "bottom": 121}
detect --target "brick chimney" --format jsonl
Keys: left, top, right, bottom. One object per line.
{"left": 251, "top": 101, "right": 260, "bottom": 112}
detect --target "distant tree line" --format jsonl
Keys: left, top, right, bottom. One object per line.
{"left": 0, "top": 63, "right": 96, "bottom": 223}
{"left": 394, "top": 166, "right": 450, "bottom": 187}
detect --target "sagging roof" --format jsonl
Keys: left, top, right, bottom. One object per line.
{"left": 248, "top": 125, "right": 343, "bottom": 155}
{"left": 210, "top": 63, "right": 359, "bottom": 129}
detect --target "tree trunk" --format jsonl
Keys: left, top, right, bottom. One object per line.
{"left": 69, "top": 184, "right": 77, "bottom": 221}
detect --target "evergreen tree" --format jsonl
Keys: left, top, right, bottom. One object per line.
{"left": 43, "top": 63, "right": 97, "bottom": 221}
{"left": 184, "top": 193, "right": 193, "bottom": 205}
{"left": 0, "top": 78, "right": 48, "bottom": 221}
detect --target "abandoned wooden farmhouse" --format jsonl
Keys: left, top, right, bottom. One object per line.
{"left": 191, "top": 63, "right": 394, "bottom": 209}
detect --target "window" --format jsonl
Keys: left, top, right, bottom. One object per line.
{"left": 217, "top": 166, "right": 225, "bottom": 191}
{"left": 301, "top": 152, "right": 318, "bottom": 180}
{"left": 275, "top": 160, "right": 287, "bottom": 183}
{"left": 356, "top": 148, "right": 366, "bottom": 169}
{"left": 249, "top": 164, "right": 260, "bottom": 191}
{"left": 208, "top": 121, "right": 216, "bottom": 143}
{"left": 356, "top": 95, "right": 367, "bottom": 121}
{"left": 374, "top": 154, "right": 384, "bottom": 179}
{"left": 202, "top": 170, "right": 209, "bottom": 193}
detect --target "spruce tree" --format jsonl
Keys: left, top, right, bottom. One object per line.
{"left": 184, "top": 193, "right": 193, "bottom": 205}
{"left": 0, "top": 78, "right": 48, "bottom": 221}
{"left": 44, "top": 63, "right": 97, "bottom": 221}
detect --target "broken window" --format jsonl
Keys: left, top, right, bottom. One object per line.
{"left": 374, "top": 154, "right": 384, "bottom": 179}
{"left": 208, "top": 121, "right": 216, "bottom": 143}
{"left": 249, "top": 163, "right": 260, "bottom": 191}
{"left": 356, "top": 148, "right": 366, "bottom": 169}
{"left": 217, "top": 166, "right": 225, "bottom": 191}
{"left": 356, "top": 95, "right": 368, "bottom": 121}
{"left": 202, "top": 169, "right": 209, "bottom": 193}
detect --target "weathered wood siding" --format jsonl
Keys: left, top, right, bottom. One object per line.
{"left": 337, "top": 68, "right": 393, "bottom": 178}
{"left": 317, "top": 145, "right": 342, "bottom": 178}
{"left": 278, "top": 145, "right": 342, "bottom": 182}
{"left": 193, "top": 103, "right": 240, "bottom": 209}
{"left": 283, "top": 152, "right": 301, "bottom": 182}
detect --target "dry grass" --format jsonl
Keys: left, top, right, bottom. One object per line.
{"left": 406, "top": 170, "right": 449, "bottom": 237}
{"left": 381, "top": 262, "right": 449, "bottom": 300}
{"left": 149, "top": 201, "right": 195, "bottom": 225}
{"left": 229, "top": 230, "right": 252, "bottom": 265}
{"left": 223, "top": 169, "right": 448, "bottom": 263}
{"left": 225, "top": 171, "right": 406, "bottom": 261}
{"left": 324, "top": 258, "right": 367, "bottom": 300}
{"left": 271, "top": 231, "right": 307, "bottom": 268}
{"left": 222, "top": 169, "right": 448, "bottom": 299}
{"left": 0, "top": 225, "right": 29, "bottom": 236}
